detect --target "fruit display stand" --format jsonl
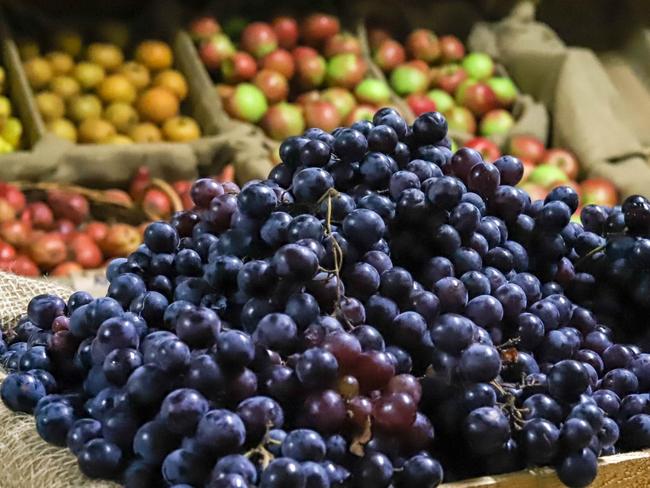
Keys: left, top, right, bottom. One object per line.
{"left": 0, "top": 3, "right": 275, "bottom": 187}
{"left": 467, "top": 1, "right": 650, "bottom": 199}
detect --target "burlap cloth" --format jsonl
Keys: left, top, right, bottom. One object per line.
{"left": 467, "top": 1, "right": 650, "bottom": 199}
{"left": 0, "top": 272, "right": 118, "bottom": 487}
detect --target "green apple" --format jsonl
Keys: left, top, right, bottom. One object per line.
{"left": 445, "top": 106, "right": 476, "bottom": 134}
{"left": 354, "top": 78, "right": 391, "bottom": 104}
{"left": 479, "top": 109, "right": 514, "bottom": 136}
{"left": 486, "top": 76, "right": 518, "bottom": 107}
{"left": 427, "top": 89, "right": 455, "bottom": 113}
{"left": 261, "top": 102, "right": 305, "bottom": 140}
{"left": 227, "top": 83, "right": 268, "bottom": 123}
{"left": 1, "top": 118, "right": 22, "bottom": 148}
{"left": 462, "top": 52, "right": 495, "bottom": 80}
{"left": 454, "top": 78, "right": 476, "bottom": 105}
{"left": 322, "top": 87, "right": 356, "bottom": 119}
{"left": 389, "top": 64, "right": 428, "bottom": 95}
{"left": 326, "top": 53, "right": 365, "bottom": 89}
{"left": 528, "top": 164, "right": 569, "bottom": 188}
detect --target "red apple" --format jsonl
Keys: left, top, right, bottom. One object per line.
{"left": 479, "top": 109, "right": 514, "bottom": 136}
{"left": 70, "top": 233, "right": 103, "bottom": 269}
{"left": 29, "top": 232, "right": 67, "bottom": 269}
{"left": 220, "top": 51, "right": 257, "bottom": 83}
{"left": 407, "top": 60, "right": 429, "bottom": 74}
{"left": 581, "top": 178, "right": 618, "bottom": 207}
{"left": 23, "top": 202, "right": 54, "bottom": 229}
{"left": 55, "top": 220, "right": 76, "bottom": 241}
{"left": 465, "top": 137, "right": 501, "bottom": 162}
{"left": 368, "top": 28, "right": 391, "bottom": 49}
{"left": 542, "top": 148, "right": 580, "bottom": 180}
{"left": 326, "top": 53, "right": 366, "bottom": 89}
{"left": 189, "top": 16, "right": 220, "bottom": 41}
{"left": 439, "top": 35, "right": 465, "bottom": 63}
{"left": 406, "top": 93, "right": 437, "bottom": 116}
{"left": 129, "top": 166, "right": 151, "bottom": 201}
{"left": 271, "top": 16, "right": 299, "bottom": 49}
{"left": 434, "top": 64, "right": 468, "bottom": 94}
{"left": 261, "top": 49, "right": 295, "bottom": 79}
{"left": 51, "top": 261, "right": 83, "bottom": 277}
{"left": 304, "top": 100, "right": 341, "bottom": 132}
{"left": 85, "top": 221, "right": 109, "bottom": 244}
{"left": 301, "top": 13, "right": 340, "bottom": 46}
{"left": 373, "top": 39, "right": 406, "bottom": 72}
{"left": 0, "top": 199, "right": 15, "bottom": 223}
{"left": 324, "top": 33, "right": 361, "bottom": 57}
{"left": 240, "top": 22, "right": 278, "bottom": 59}
{"left": 253, "top": 69, "right": 289, "bottom": 104}
{"left": 295, "top": 90, "right": 321, "bottom": 106}
{"left": 406, "top": 29, "right": 440, "bottom": 63}
{"left": 344, "top": 104, "right": 376, "bottom": 126}
{"left": 321, "top": 87, "right": 355, "bottom": 120}
{"left": 199, "top": 34, "right": 235, "bottom": 70}
{"left": 459, "top": 81, "right": 498, "bottom": 116}
{"left": 0, "top": 220, "right": 30, "bottom": 248}
{"left": 0, "top": 240, "right": 15, "bottom": 261}
{"left": 100, "top": 223, "right": 141, "bottom": 257}
{"left": 143, "top": 189, "right": 172, "bottom": 219}
{"left": 47, "top": 190, "right": 89, "bottom": 225}
{"left": 293, "top": 48, "right": 326, "bottom": 89}
{"left": 261, "top": 102, "right": 305, "bottom": 140}
{"left": 508, "top": 135, "right": 546, "bottom": 164}
{"left": 7, "top": 255, "right": 39, "bottom": 276}
{"left": 445, "top": 106, "right": 476, "bottom": 134}
{"left": 0, "top": 183, "right": 26, "bottom": 213}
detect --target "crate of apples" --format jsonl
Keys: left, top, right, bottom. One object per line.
{"left": 191, "top": 13, "right": 399, "bottom": 140}
{"left": 0, "top": 65, "right": 24, "bottom": 153}
{"left": 21, "top": 31, "right": 202, "bottom": 145}
{"left": 369, "top": 28, "right": 518, "bottom": 138}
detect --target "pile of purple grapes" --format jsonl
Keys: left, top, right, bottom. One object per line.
{"left": 2, "top": 108, "right": 650, "bottom": 488}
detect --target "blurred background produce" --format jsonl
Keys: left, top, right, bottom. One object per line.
{"left": 0, "top": 65, "right": 24, "bottom": 153}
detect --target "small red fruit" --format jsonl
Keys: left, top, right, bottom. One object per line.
{"left": 189, "top": 16, "right": 221, "bottom": 41}
{"left": 84, "top": 221, "right": 109, "bottom": 243}
{"left": 253, "top": 69, "right": 289, "bottom": 104}
{"left": 51, "top": 261, "right": 84, "bottom": 277}
{"left": 435, "top": 64, "right": 468, "bottom": 94}
{"left": 508, "top": 135, "right": 546, "bottom": 165}
{"left": 0, "top": 241, "right": 16, "bottom": 260}
{"left": 0, "top": 220, "right": 31, "bottom": 248}
{"left": 406, "top": 29, "right": 440, "bottom": 63}
{"left": 301, "top": 13, "right": 340, "bottom": 46}
{"left": 406, "top": 93, "right": 437, "bottom": 116}
{"left": 304, "top": 101, "right": 341, "bottom": 132}
{"left": 324, "top": 33, "right": 361, "bottom": 57}
{"left": 221, "top": 51, "right": 258, "bottom": 83}
{"left": 0, "top": 183, "right": 26, "bottom": 213}
{"left": 129, "top": 166, "right": 152, "bottom": 201}
{"left": 142, "top": 188, "right": 172, "bottom": 219}
{"left": 373, "top": 39, "right": 406, "bottom": 72}
{"left": 199, "top": 34, "right": 235, "bottom": 70}
{"left": 344, "top": 104, "right": 376, "bottom": 126}
{"left": 0, "top": 198, "right": 16, "bottom": 223}
{"left": 581, "top": 178, "right": 618, "bottom": 207}
{"left": 460, "top": 81, "right": 498, "bottom": 117}
{"left": 295, "top": 90, "right": 321, "bottom": 106}
{"left": 542, "top": 148, "right": 580, "bottom": 180}
{"left": 70, "top": 233, "right": 103, "bottom": 269}
{"left": 7, "top": 255, "right": 39, "bottom": 276}
{"left": 23, "top": 202, "right": 54, "bottom": 229}
{"left": 439, "top": 35, "right": 465, "bottom": 62}
{"left": 271, "top": 16, "right": 299, "bottom": 50}
{"left": 55, "top": 219, "right": 76, "bottom": 240}
{"left": 240, "top": 22, "right": 278, "bottom": 59}
{"left": 464, "top": 137, "right": 501, "bottom": 162}
{"left": 30, "top": 232, "right": 67, "bottom": 269}
{"left": 294, "top": 50, "right": 326, "bottom": 89}
{"left": 261, "top": 49, "right": 295, "bottom": 79}
{"left": 47, "top": 190, "right": 90, "bottom": 225}
{"left": 100, "top": 223, "right": 142, "bottom": 257}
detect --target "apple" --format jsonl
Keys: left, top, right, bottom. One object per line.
{"left": 189, "top": 16, "right": 220, "bottom": 41}
{"left": 464, "top": 137, "right": 501, "bottom": 161}
{"left": 528, "top": 164, "right": 569, "bottom": 188}
{"left": 326, "top": 53, "right": 366, "bottom": 89}
{"left": 479, "top": 109, "right": 515, "bottom": 136}
{"left": 254, "top": 69, "right": 289, "bottom": 104}
{"left": 389, "top": 64, "right": 429, "bottom": 95}
{"left": 434, "top": 64, "right": 468, "bottom": 94}
{"left": 508, "top": 134, "right": 545, "bottom": 164}
{"left": 407, "top": 60, "right": 429, "bottom": 74}
{"left": 295, "top": 90, "right": 321, "bottom": 106}
{"left": 487, "top": 76, "right": 518, "bottom": 107}
{"left": 439, "top": 35, "right": 465, "bottom": 62}
{"left": 581, "top": 178, "right": 618, "bottom": 207}
{"left": 322, "top": 87, "right": 356, "bottom": 119}
{"left": 143, "top": 189, "right": 172, "bottom": 219}
{"left": 541, "top": 148, "right": 580, "bottom": 180}
{"left": 354, "top": 79, "right": 391, "bottom": 105}
{"left": 406, "top": 93, "right": 437, "bottom": 116}
{"left": 520, "top": 157, "right": 535, "bottom": 183}
{"left": 458, "top": 81, "right": 498, "bottom": 116}
{"left": 261, "top": 49, "right": 295, "bottom": 79}
{"left": 427, "top": 89, "right": 454, "bottom": 113}
{"left": 373, "top": 39, "right": 406, "bottom": 72}
{"left": 301, "top": 13, "right": 340, "bottom": 46}
{"left": 221, "top": 51, "right": 258, "bottom": 83}
{"left": 304, "top": 101, "right": 341, "bottom": 132}
{"left": 30, "top": 232, "right": 67, "bottom": 269}
{"left": 100, "top": 223, "right": 141, "bottom": 257}
{"left": 406, "top": 29, "right": 440, "bottom": 63}
{"left": 462, "top": 52, "right": 495, "bottom": 80}
{"left": 272, "top": 16, "right": 299, "bottom": 49}
{"left": 23, "top": 202, "right": 53, "bottom": 229}
{"left": 445, "top": 106, "right": 476, "bottom": 134}
{"left": 261, "top": 102, "right": 305, "bottom": 140}
{"left": 70, "top": 233, "right": 103, "bottom": 269}
{"left": 344, "top": 104, "right": 376, "bottom": 126}
{"left": 225, "top": 83, "right": 268, "bottom": 123}
{"left": 47, "top": 190, "right": 89, "bottom": 224}
{"left": 0, "top": 199, "right": 15, "bottom": 223}
{"left": 0, "top": 183, "right": 26, "bottom": 212}
{"left": 519, "top": 182, "right": 547, "bottom": 201}
{"left": 368, "top": 28, "right": 391, "bottom": 49}
{"left": 294, "top": 49, "right": 327, "bottom": 89}
{"left": 241, "top": 22, "right": 278, "bottom": 59}
{"left": 162, "top": 116, "right": 201, "bottom": 142}
{"left": 0, "top": 241, "right": 15, "bottom": 261}
{"left": 199, "top": 34, "right": 235, "bottom": 70}
{"left": 324, "top": 33, "right": 361, "bottom": 57}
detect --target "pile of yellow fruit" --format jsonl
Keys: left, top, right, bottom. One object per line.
{"left": 0, "top": 66, "right": 24, "bottom": 153}
{"left": 22, "top": 32, "right": 202, "bottom": 144}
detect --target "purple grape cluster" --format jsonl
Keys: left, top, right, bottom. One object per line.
{"left": 2, "top": 108, "right": 650, "bottom": 488}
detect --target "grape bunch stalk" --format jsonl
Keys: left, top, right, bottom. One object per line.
{"left": 2, "top": 108, "right": 650, "bottom": 488}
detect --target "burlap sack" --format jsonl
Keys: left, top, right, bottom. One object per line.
{"left": 468, "top": 1, "right": 650, "bottom": 199}
{"left": 0, "top": 272, "right": 119, "bottom": 488}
